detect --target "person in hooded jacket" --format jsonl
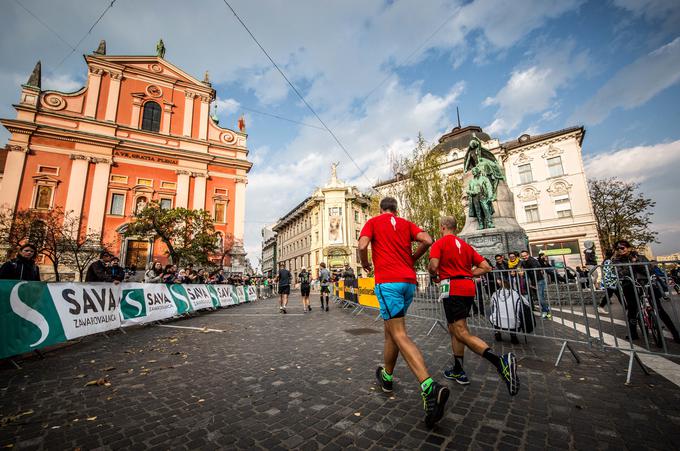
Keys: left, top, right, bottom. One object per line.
{"left": 0, "top": 243, "right": 41, "bottom": 281}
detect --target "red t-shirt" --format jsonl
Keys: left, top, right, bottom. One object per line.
{"left": 360, "top": 213, "right": 422, "bottom": 284}
{"left": 429, "top": 234, "right": 485, "bottom": 296}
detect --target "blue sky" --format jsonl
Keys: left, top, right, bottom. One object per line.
{"left": 1, "top": 0, "right": 679, "bottom": 263}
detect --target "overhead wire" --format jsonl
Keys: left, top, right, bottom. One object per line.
{"left": 14, "top": 0, "right": 76, "bottom": 52}
{"left": 239, "top": 106, "right": 325, "bottom": 130}
{"left": 220, "top": 0, "right": 378, "bottom": 192}
{"left": 55, "top": 0, "right": 118, "bottom": 70}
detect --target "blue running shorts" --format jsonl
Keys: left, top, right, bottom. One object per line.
{"left": 374, "top": 282, "right": 416, "bottom": 320}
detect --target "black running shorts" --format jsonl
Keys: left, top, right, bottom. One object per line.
{"left": 320, "top": 285, "right": 330, "bottom": 294}
{"left": 300, "top": 285, "right": 310, "bottom": 296}
{"left": 442, "top": 296, "right": 474, "bottom": 323}
{"left": 278, "top": 285, "right": 290, "bottom": 295}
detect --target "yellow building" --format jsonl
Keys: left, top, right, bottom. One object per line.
{"left": 272, "top": 164, "right": 371, "bottom": 280}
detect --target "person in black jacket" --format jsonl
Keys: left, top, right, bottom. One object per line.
{"left": 110, "top": 257, "right": 126, "bottom": 282}
{"left": 0, "top": 243, "right": 41, "bottom": 281}
{"left": 85, "top": 251, "right": 115, "bottom": 283}
{"left": 519, "top": 250, "right": 550, "bottom": 319}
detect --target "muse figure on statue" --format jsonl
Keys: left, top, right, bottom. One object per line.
{"left": 466, "top": 167, "right": 495, "bottom": 229}
{"left": 463, "top": 134, "right": 504, "bottom": 201}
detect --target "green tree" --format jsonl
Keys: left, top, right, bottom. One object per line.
{"left": 125, "top": 202, "right": 218, "bottom": 265}
{"left": 588, "top": 177, "right": 657, "bottom": 252}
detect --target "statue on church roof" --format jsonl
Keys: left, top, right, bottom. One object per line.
{"left": 25, "top": 61, "right": 41, "bottom": 89}
{"left": 94, "top": 40, "right": 106, "bottom": 55}
{"left": 156, "top": 39, "right": 166, "bottom": 58}
{"left": 238, "top": 115, "right": 246, "bottom": 132}
{"left": 330, "top": 162, "right": 339, "bottom": 183}
{"left": 203, "top": 70, "right": 210, "bottom": 83}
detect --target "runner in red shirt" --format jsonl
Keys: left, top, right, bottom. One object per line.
{"left": 358, "top": 197, "right": 449, "bottom": 428}
{"left": 429, "top": 216, "right": 520, "bottom": 396}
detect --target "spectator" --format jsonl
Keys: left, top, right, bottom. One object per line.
{"left": 214, "top": 268, "right": 226, "bottom": 284}
{"left": 0, "top": 243, "right": 41, "bottom": 281}
{"left": 110, "top": 257, "right": 126, "bottom": 282}
{"left": 342, "top": 263, "right": 356, "bottom": 281}
{"left": 85, "top": 251, "right": 115, "bottom": 283}
{"left": 162, "top": 264, "right": 178, "bottom": 284}
{"left": 489, "top": 279, "right": 529, "bottom": 344}
{"left": 576, "top": 266, "right": 590, "bottom": 289}
{"left": 145, "top": 262, "right": 164, "bottom": 283}
{"left": 176, "top": 269, "right": 188, "bottom": 283}
{"left": 612, "top": 239, "right": 680, "bottom": 343}
{"left": 538, "top": 253, "right": 558, "bottom": 284}
{"left": 598, "top": 249, "right": 619, "bottom": 315}
{"left": 519, "top": 250, "right": 550, "bottom": 319}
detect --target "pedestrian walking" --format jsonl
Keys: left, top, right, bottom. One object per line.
{"left": 85, "top": 251, "right": 115, "bottom": 283}
{"left": 428, "top": 216, "right": 520, "bottom": 396}
{"left": 358, "top": 197, "right": 449, "bottom": 428}
{"left": 276, "top": 262, "right": 291, "bottom": 314}
{"left": 0, "top": 243, "right": 41, "bottom": 281}
{"left": 299, "top": 267, "right": 311, "bottom": 312}
{"left": 319, "top": 262, "right": 331, "bottom": 311}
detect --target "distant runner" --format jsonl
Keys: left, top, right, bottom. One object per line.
{"left": 299, "top": 267, "right": 311, "bottom": 312}
{"left": 358, "top": 197, "right": 449, "bottom": 428}
{"left": 428, "top": 216, "right": 519, "bottom": 396}
{"left": 276, "top": 263, "right": 291, "bottom": 314}
{"left": 319, "top": 262, "right": 331, "bottom": 312}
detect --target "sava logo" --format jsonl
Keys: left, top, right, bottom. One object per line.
{"left": 121, "top": 288, "right": 146, "bottom": 319}
{"left": 10, "top": 282, "right": 49, "bottom": 347}
{"left": 168, "top": 284, "right": 191, "bottom": 314}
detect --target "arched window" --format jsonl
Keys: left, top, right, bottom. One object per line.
{"left": 141, "top": 102, "right": 161, "bottom": 132}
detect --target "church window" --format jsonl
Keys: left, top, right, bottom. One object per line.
{"left": 160, "top": 198, "right": 173, "bottom": 210}
{"left": 214, "top": 202, "right": 227, "bottom": 223}
{"left": 137, "top": 177, "right": 153, "bottom": 187}
{"left": 141, "top": 101, "right": 161, "bottom": 132}
{"left": 110, "top": 193, "right": 125, "bottom": 215}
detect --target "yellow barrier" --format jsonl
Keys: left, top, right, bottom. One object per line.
{"left": 338, "top": 280, "right": 345, "bottom": 299}
{"left": 358, "top": 277, "right": 380, "bottom": 309}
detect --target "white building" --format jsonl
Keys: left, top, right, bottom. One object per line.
{"left": 261, "top": 225, "right": 277, "bottom": 277}
{"left": 375, "top": 125, "right": 600, "bottom": 268}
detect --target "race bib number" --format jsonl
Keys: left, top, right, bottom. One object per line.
{"left": 439, "top": 279, "right": 450, "bottom": 300}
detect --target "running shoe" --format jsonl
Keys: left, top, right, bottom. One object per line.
{"left": 325, "top": 306, "right": 329, "bottom": 312}
{"left": 443, "top": 365, "right": 470, "bottom": 385}
{"left": 597, "top": 307, "right": 608, "bottom": 315}
{"left": 422, "top": 382, "right": 450, "bottom": 428}
{"left": 375, "top": 366, "right": 393, "bottom": 393}
{"left": 498, "top": 352, "right": 520, "bottom": 396}
{"left": 282, "top": 307, "right": 287, "bottom": 314}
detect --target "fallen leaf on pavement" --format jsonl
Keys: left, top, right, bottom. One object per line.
{"left": 101, "top": 367, "right": 115, "bottom": 371}
{"left": 73, "top": 374, "right": 86, "bottom": 379}
{"left": 198, "top": 399, "right": 205, "bottom": 403}
{"left": 0, "top": 410, "right": 34, "bottom": 426}
{"left": 147, "top": 360, "right": 157, "bottom": 363}
{"left": 86, "top": 416, "right": 97, "bottom": 421}
{"left": 354, "top": 412, "right": 361, "bottom": 417}
{"left": 85, "top": 378, "right": 110, "bottom": 387}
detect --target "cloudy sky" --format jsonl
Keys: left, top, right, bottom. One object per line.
{"left": 2, "top": 0, "right": 680, "bottom": 263}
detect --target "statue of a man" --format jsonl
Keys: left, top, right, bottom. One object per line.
{"left": 463, "top": 135, "right": 505, "bottom": 201}
{"left": 466, "top": 166, "right": 495, "bottom": 229}
{"left": 331, "top": 162, "right": 339, "bottom": 180}
{"left": 156, "top": 39, "right": 166, "bottom": 58}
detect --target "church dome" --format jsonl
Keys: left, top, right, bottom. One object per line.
{"left": 431, "top": 125, "right": 491, "bottom": 155}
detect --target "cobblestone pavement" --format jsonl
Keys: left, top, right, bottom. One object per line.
{"left": 2, "top": 293, "right": 680, "bottom": 450}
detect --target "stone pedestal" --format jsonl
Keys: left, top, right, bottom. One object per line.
{"left": 458, "top": 177, "right": 527, "bottom": 260}
{"left": 228, "top": 240, "right": 247, "bottom": 273}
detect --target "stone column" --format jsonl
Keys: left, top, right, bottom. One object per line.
{"left": 130, "top": 95, "right": 144, "bottom": 128}
{"left": 198, "top": 95, "right": 210, "bottom": 140}
{"left": 233, "top": 178, "right": 247, "bottom": 242}
{"left": 0, "top": 145, "right": 29, "bottom": 210}
{"left": 84, "top": 67, "right": 104, "bottom": 118}
{"left": 64, "top": 155, "right": 90, "bottom": 234}
{"left": 175, "top": 170, "right": 191, "bottom": 208}
{"left": 86, "top": 157, "right": 111, "bottom": 237}
{"left": 192, "top": 172, "right": 207, "bottom": 211}
{"left": 161, "top": 102, "right": 173, "bottom": 135}
{"left": 183, "top": 91, "right": 195, "bottom": 137}
{"left": 104, "top": 71, "right": 122, "bottom": 122}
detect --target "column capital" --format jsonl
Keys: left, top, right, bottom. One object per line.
{"left": 69, "top": 153, "right": 90, "bottom": 161}
{"left": 235, "top": 177, "right": 248, "bottom": 185}
{"left": 89, "top": 66, "right": 105, "bottom": 76}
{"left": 176, "top": 169, "right": 192, "bottom": 175}
{"left": 107, "top": 70, "right": 123, "bottom": 80}
{"left": 89, "top": 157, "right": 111, "bottom": 164}
{"left": 199, "top": 94, "right": 211, "bottom": 103}
{"left": 7, "top": 145, "right": 29, "bottom": 153}
{"left": 185, "top": 90, "right": 197, "bottom": 99}
{"left": 192, "top": 172, "right": 207, "bottom": 178}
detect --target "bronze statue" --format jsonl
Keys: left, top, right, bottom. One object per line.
{"left": 463, "top": 134, "right": 505, "bottom": 229}
{"left": 466, "top": 167, "right": 495, "bottom": 229}
{"left": 156, "top": 39, "right": 166, "bottom": 58}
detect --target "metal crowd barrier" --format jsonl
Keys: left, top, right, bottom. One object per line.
{"left": 332, "top": 261, "right": 680, "bottom": 384}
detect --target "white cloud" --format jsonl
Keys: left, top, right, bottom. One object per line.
{"left": 485, "top": 42, "right": 589, "bottom": 135}
{"left": 613, "top": 0, "right": 680, "bottom": 21}
{"left": 42, "top": 73, "right": 83, "bottom": 92}
{"left": 585, "top": 139, "right": 680, "bottom": 256}
{"left": 214, "top": 97, "right": 240, "bottom": 115}
{"left": 571, "top": 37, "right": 680, "bottom": 125}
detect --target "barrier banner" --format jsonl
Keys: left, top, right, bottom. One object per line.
{"left": 183, "top": 285, "right": 214, "bottom": 311}
{"left": 358, "top": 278, "right": 380, "bottom": 309}
{"left": 246, "top": 286, "right": 257, "bottom": 301}
{"left": 236, "top": 286, "right": 247, "bottom": 304}
{"left": 45, "top": 283, "right": 121, "bottom": 339}
{"left": 166, "top": 284, "right": 194, "bottom": 314}
{"left": 120, "top": 283, "right": 178, "bottom": 326}
{"left": 210, "top": 284, "right": 233, "bottom": 307}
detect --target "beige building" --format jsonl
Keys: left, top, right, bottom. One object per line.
{"left": 375, "top": 125, "right": 600, "bottom": 268}
{"left": 272, "top": 164, "right": 371, "bottom": 280}
{"left": 261, "top": 225, "right": 277, "bottom": 277}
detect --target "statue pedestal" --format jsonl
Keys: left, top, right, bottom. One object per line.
{"left": 458, "top": 178, "right": 527, "bottom": 260}
{"left": 228, "top": 240, "right": 247, "bottom": 273}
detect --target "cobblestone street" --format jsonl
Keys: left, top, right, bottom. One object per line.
{"left": 2, "top": 294, "right": 680, "bottom": 450}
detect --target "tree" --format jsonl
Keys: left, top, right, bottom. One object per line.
{"left": 60, "top": 213, "right": 108, "bottom": 281}
{"left": 125, "top": 202, "right": 218, "bottom": 265}
{"left": 588, "top": 177, "right": 658, "bottom": 252}
{"left": 400, "top": 133, "right": 465, "bottom": 239}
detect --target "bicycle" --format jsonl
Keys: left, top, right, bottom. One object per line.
{"left": 632, "top": 277, "right": 664, "bottom": 348}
